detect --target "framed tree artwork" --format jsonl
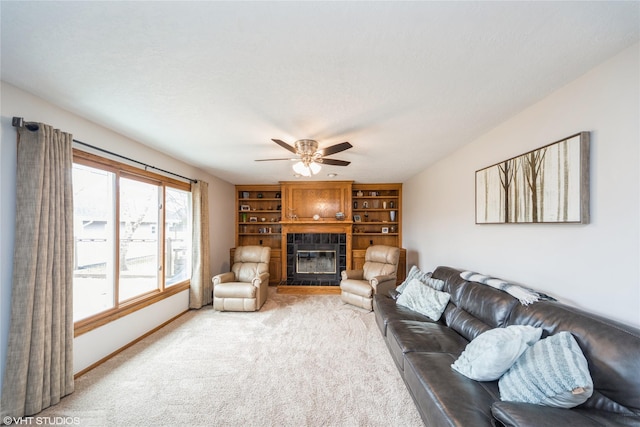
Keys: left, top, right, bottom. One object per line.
{"left": 475, "top": 132, "right": 590, "bottom": 224}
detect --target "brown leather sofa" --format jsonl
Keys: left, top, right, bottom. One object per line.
{"left": 374, "top": 266, "right": 640, "bottom": 426}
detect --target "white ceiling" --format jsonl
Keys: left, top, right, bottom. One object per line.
{"left": 2, "top": 1, "right": 638, "bottom": 185}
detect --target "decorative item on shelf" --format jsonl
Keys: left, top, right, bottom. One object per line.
{"left": 373, "top": 199, "right": 380, "bottom": 209}
{"left": 353, "top": 214, "right": 362, "bottom": 222}
{"left": 240, "top": 205, "right": 251, "bottom": 211}
{"left": 335, "top": 212, "right": 345, "bottom": 220}
{"left": 364, "top": 211, "right": 369, "bottom": 221}
{"left": 249, "top": 216, "right": 258, "bottom": 222}
{"left": 390, "top": 210, "right": 396, "bottom": 222}
{"left": 275, "top": 192, "right": 281, "bottom": 198}
{"left": 389, "top": 201, "right": 394, "bottom": 209}
{"left": 261, "top": 217, "right": 266, "bottom": 222}
{"left": 362, "top": 201, "right": 369, "bottom": 209}
{"left": 382, "top": 227, "right": 389, "bottom": 234}
{"left": 383, "top": 201, "right": 387, "bottom": 209}
{"left": 257, "top": 193, "right": 263, "bottom": 198}
{"left": 353, "top": 201, "right": 358, "bottom": 209}
{"left": 357, "top": 190, "right": 364, "bottom": 197}
{"left": 241, "top": 213, "right": 248, "bottom": 222}
{"left": 241, "top": 191, "right": 250, "bottom": 199}
{"left": 287, "top": 207, "right": 297, "bottom": 221}
{"left": 390, "top": 225, "right": 397, "bottom": 233}
{"left": 313, "top": 214, "right": 320, "bottom": 221}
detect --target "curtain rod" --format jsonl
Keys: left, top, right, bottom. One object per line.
{"left": 12, "top": 116, "right": 197, "bottom": 183}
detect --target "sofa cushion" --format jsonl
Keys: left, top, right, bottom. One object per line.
{"left": 432, "top": 266, "right": 469, "bottom": 304}
{"left": 491, "top": 402, "right": 640, "bottom": 427}
{"left": 452, "top": 325, "right": 542, "bottom": 381}
{"left": 340, "top": 278, "right": 373, "bottom": 298}
{"left": 404, "top": 352, "right": 500, "bottom": 426}
{"left": 213, "top": 282, "right": 256, "bottom": 298}
{"left": 499, "top": 332, "right": 593, "bottom": 408}
{"left": 386, "top": 320, "right": 468, "bottom": 371}
{"left": 454, "top": 280, "right": 519, "bottom": 329}
{"left": 396, "top": 278, "right": 450, "bottom": 321}
{"left": 373, "top": 294, "right": 434, "bottom": 337}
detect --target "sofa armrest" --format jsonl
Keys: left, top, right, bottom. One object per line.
{"left": 252, "top": 272, "right": 270, "bottom": 287}
{"left": 212, "top": 271, "right": 235, "bottom": 285}
{"left": 370, "top": 275, "right": 397, "bottom": 296}
{"left": 341, "top": 269, "right": 364, "bottom": 280}
{"left": 491, "top": 402, "right": 629, "bottom": 427}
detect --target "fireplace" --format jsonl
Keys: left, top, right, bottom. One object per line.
{"left": 285, "top": 233, "right": 346, "bottom": 285}
{"left": 296, "top": 250, "right": 336, "bottom": 275}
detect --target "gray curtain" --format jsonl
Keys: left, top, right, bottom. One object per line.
{"left": 189, "top": 180, "right": 211, "bottom": 308}
{"left": 1, "top": 124, "right": 74, "bottom": 417}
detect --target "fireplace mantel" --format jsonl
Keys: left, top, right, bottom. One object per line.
{"left": 280, "top": 220, "right": 353, "bottom": 234}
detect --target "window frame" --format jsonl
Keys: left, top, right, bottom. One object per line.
{"left": 73, "top": 149, "right": 191, "bottom": 337}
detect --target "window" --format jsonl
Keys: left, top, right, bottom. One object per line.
{"left": 72, "top": 150, "right": 192, "bottom": 329}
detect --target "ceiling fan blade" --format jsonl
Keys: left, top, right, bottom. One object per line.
{"left": 320, "top": 142, "right": 353, "bottom": 156}
{"left": 271, "top": 139, "right": 297, "bottom": 154}
{"left": 254, "top": 158, "right": 297, "bottom": 162}
{"left": 317, "top": 158, "right": 350, "bottom": 166}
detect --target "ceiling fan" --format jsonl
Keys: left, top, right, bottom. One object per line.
{"left": 255, "top": 139, "right": 353, "bottom": 176}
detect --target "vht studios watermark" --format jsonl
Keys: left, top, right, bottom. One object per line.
{"left": 3, "top": 416, "right": 80, "bottom": 425}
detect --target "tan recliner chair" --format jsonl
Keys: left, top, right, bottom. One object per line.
{"left": 340, "top": 245, "right": 400, "bottom": 311}
{"left": 212, "top": 246, "right": 271, "bottom": 312}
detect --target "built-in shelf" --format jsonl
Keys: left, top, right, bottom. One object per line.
{"left": 234, "top": 182, "right": 403, "bottom": 289}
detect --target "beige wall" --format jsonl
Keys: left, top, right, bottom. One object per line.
{"left": 0, "top": 82, "right": 236, "bottom": 376}
{"left": 404, "top": 44, "right": 639, "bottom": 328}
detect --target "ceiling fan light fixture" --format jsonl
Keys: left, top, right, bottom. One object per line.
{"left": 258, "top": 138, "right": 351, "bottom": 176}
{"left": 292, "top": 161, "right": 309, "bottom": 177}
{"left": 292, "top": 160, "right": 321, "bottom": 177}
{"left": 309, "top": 162, "right": 321, "bottom": 175}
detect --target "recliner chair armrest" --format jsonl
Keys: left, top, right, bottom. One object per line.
{"left": 212, "top": 271, "right": 235, "bottom": 285}
{"left": 252, "top": 272, "right": 270, "bottom": 287}
{"left": 341, "top": 269, "right": 364, "bottom": 280}
{"left": 370, "top": 274, "right": 397, "bottom": 296}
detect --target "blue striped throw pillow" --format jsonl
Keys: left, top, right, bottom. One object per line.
{"left": 498, "top": 331, "right": 593, "bottom": 408}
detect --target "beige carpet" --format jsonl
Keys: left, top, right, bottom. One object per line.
{"left": 39, "top": 288, "right": 423, "bottom": 426}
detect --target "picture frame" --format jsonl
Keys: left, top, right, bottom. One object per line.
{"left": 381, "top": 227, "right": 389, "bottom": 234}
{"left": 241, "top": 191, "right": 250, "bottom": 199}
{"left": 475, "top": 132, "right": 589, "bottom": 224}
{"left": 249, "top": 216, "right": 258, "bottom": 222}
{"left": 353, "top": 214, "right": 362, "bottom": 222}
{"left": 240, "top": 205, "right": 251, "bottom": 211}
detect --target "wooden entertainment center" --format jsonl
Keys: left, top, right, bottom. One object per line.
{"left": 233, "top": 181, "right": 406, "bottom": 293}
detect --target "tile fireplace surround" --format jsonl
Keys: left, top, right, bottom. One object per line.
{"left": 284, "top": 233, "right": 347, "bottom": 286}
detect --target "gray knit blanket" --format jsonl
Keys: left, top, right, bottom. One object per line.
{"left": 460, "top": 271, "right": 556, "bottom": 305}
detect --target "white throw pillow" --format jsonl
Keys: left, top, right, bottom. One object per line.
{"left": 396, "top": 266, "right": 432, "bottom": 293}
{"left": 397, "top": 266, "right": 444, "bottom": 293}
{"left": 451, "top": 325, "right": 542, "bottom": 381}
{"left": 498, "top": 331, "right": 593, "bottom": 408}
{"left": 396, "top": 278, "right": 450, "bottom": 321}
